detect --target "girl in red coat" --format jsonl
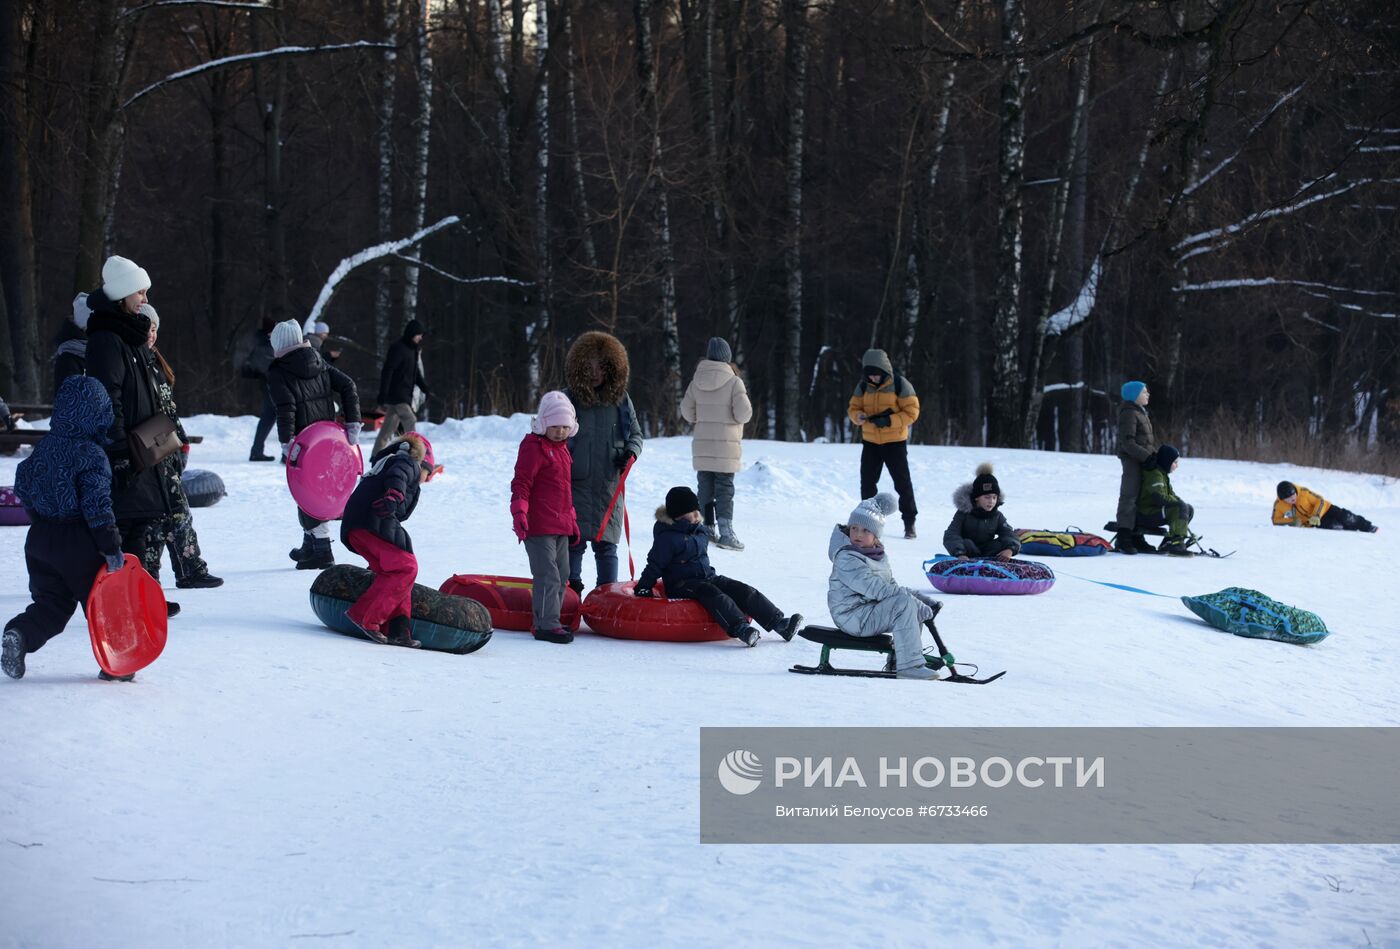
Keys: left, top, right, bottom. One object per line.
{"left": 512, "top": 391, "right": 582, "bottom": 644}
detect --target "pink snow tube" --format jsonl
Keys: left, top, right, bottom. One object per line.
{"left": 0, "top": 486, "right": 29, "bottom": 526}
{"left": 923, "top": 556, "right": 1055, "bottom": 596}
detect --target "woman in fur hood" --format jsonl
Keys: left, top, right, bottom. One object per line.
{"left": 563, "top": 331, "right": 645, "bottom": 591}
{"left": 942, "top": 463, "right": 1020, "bottom": 560}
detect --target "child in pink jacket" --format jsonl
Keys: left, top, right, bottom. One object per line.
{"left": 511, "top": 391, "right": 582, "bottom": 644}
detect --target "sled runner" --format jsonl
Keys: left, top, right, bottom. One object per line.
{"left": 789, "top": 615, "right": 1005, "bottom": 684}
{"left": 87, "top": 554, "right": 168, "bottom": 678}
{"left": 286, "top": 420, "right": 364, "bottom": 521}
{"left": 1102, "top": 521, "right": 1234, "bottom": 559}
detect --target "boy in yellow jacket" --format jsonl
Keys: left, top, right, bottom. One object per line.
{"left": 1273, "top": 481, "right": 1377, "bottom": 532}
{"left": 848, "top": 348, "right": 920, "bottom": 539}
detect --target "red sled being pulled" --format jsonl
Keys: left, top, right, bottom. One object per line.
{"left": 87, "top": 554, "right": 168, "bottom": 678}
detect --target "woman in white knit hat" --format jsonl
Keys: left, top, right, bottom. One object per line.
{"left": 84, "top": 255, "right": 182, "bottom": 617}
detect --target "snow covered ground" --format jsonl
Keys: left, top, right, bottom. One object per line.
{"left": 2, "top": 413, "right": 1398, "bottom": 947}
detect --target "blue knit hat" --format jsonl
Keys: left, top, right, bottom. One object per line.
{"left": 1121, "top": 380, "right": 1146, "bottom": 402}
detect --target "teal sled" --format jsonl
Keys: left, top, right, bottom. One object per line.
{"left": 1180, "top": 587, "right": 1329, "bottom": 646}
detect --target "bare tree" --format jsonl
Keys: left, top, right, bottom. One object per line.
{"left": 374, "top": 0, "right": 401, "bottom": 355}
{"left": 781, "top": 0, "right": 809, "bottom": 441}
{"left": 0, "top": 0, "right": 40, "bottom": 397}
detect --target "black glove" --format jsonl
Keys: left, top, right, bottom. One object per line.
{"left": 871, "top": 413, "right": 892, "bottom": 428}
{"left": 633, "top": 586, "right": 654, "bottom": 598}
{"left": 614, "top": 450, "right": 636, "bottom": 470}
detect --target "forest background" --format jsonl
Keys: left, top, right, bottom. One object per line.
{"left": 1, "top": 0, "right": 1396, "bottom": 473}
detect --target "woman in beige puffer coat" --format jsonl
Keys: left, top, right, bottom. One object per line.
{"left": 680, "top": 337, "right": 753, "bottom": 550}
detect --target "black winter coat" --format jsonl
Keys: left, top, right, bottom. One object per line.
{"left": 377, "top": 321, "right": 428, "bottom": 405}
{"left": 636, "top": 514, "right": 715, "bottom": 593}
{"left": 943, "top": 480, "right": 1020, "bottom": 558}
{"left": 1117, "top": 402, "right": 1154, "bottom": 464}
{"left": 84, "top": 293, "right": 174, "bottom": 522}
{"left": 266, "top": 345, "right": 361, "bottom": 444}
{"left": 51, "top": 320, "right": 88, "bottom": 398}
{"left": 341, "top": 448, "right": 421, "bottom": 554}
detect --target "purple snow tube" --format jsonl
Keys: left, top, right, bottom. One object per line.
{"left": 0, "top": 486, "right": 30, "bottom": 526}
{"left": 923, "top": 556, "right": 1054, "bottom": 596}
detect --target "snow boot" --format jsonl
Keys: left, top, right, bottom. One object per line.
{"left": 1159, "top": 541, "right": 1194, "bottom": 558}
{"left": 1131, "top": 533, "right": 1157, "bottom": 553}
{"left": 166, "top": 602, "right": 181, "bottom": 618}
{"left": 387, "top": 616, "right": 422, "bottom": 649}
{"left": 732, "top": 625, "right": 760, "bottom": 647}
{"left": 347, "top": 613, "right": 389, "bottom": 644}
{"left": 705, "top": 502, "right": 720, "bottom": 542}
{"left": 533, "top": 627, "right": 574, "bottom": 644}
{"left": 176, "top": 572, "right": 224, "bottom": 590}
{"left": 249, "top": 451, "right": 275, "bottom": 462}
{"left": 296, "top": 537, "right": 334, "bottom": 571}
{"left": 289, "top": 533, "right": 314, "bottom": 563}
{"left": 567, "top": 578, "right": 585, "bottom": 596}
{"left": 715, "top": 519, "right": 744, "bottom": 551}
{"left": 896, "top": 663, "right": 941, "bottom": 680}
{"left": 2, "top": 627, "right": 25, "bottom": 679}
{"left": 774, "top": 613, "right": 804, "bottom": 642}
{"left": 98, "top": 669, "right": 136, "bottom": 682}
{"left": 904, "top": 523, "right": 917, "bottom": 540}
{"left": 1113, "top": 535, "right": 1138, "bottom": 555}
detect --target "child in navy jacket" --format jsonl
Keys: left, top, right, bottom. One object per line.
{"left": 340, "top": 433, "right": 434, "bottom": 647}
{"left": 3, "top": 377, "right": 129, "bottom": 680}
{"left": 634, "top": 486, "right": 802, "bottom": 646}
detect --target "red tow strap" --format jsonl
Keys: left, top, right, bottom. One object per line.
{"left": 596, "top": 455, "right": 636, "bottom": 579}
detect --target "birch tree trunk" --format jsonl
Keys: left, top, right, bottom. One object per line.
{"left": 562, "top": 2, "right": 597, "bottom": 275}
{"left": 486, "top": 0, "right": 512, "bottom": 189}
{"left": 527, "top": 0, "right": 550, "bottom": 400}
{"left": 1022, "top": 29, "right": 1093, "bottom": 446}
{"left": 1062, "top": 84, "right": 1090, "bottom": 453}
{"left": 987, "top": 0, "right": 1028, "bottom": 447}
{"left": 375, "top": 0, "right": 400, "bottom": 356}
{"left": 635, "top": 0, "right": 682, "bottom": 420}
{"left": 0, "top": 0, "right": 40, "bottom": 398}
{"left": 402, "top": 0, "right": 433, "bottom": 325}
{"left": 781, "top": 0, "right": 809, "bottom": 441}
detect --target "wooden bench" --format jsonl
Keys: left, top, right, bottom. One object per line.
{"left": 1, "top": 431, "right": 202, "bottom": 455}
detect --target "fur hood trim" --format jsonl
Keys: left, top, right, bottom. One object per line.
{"left": 564, "top": 331, "right": 630, "bottom": 407}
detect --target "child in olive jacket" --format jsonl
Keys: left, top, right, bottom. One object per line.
{"left": 1137, "top": 445, "right": 1195, "bottom": 556}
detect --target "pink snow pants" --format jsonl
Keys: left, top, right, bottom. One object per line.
{"left": 344, "top": 529, "right": 417, "bottom": 632}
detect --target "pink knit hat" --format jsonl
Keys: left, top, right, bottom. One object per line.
{"left": 531, "top": 390, "right": 578, "bottom": 437}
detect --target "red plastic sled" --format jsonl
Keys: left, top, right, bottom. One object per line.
{"left": 87, "top": 554, "right": 168, "bottom": 677}
{"left": 439, "top": 574, "right": 582, "bottom": 632}
{"left": 286, "top": 419, "right": 364, "bottom": 521}
{"left": 581, "top": 581, "right": 731, "bottom": 643}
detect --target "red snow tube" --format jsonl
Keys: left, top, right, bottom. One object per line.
{"left": 581, "top": 581, "right": 731, "bottom": 643}
{"left": 0, "top": 486, "right": 29, "bottom": 526}
{"left": 438, "top": 574, "right": 582, "bottom": 632}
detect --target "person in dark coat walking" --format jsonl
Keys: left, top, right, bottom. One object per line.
{"left": 1113, "top": 380, "right": 1155, "bottom": 554}
{"left": 634, "top": 487, "right": 802, "bottom": 647}
{"left": 51, "top": 293, "right": 90, "bottom": 396}
{"left": 241, "top": 316, "right": 278, "bottom": 461}
{"left": 3, "top": 377, "right": 130, "bottom": 681}
{"left": 373, "top": 319, "right": 430, "bottom": 456}
{"left": 563, "top": 331, "right": 645, "bottom": 592}
{"left": 341, "top": 432, "right": 435, "bottom": 647}
{"left": 943, "top": 463, "right": 1020, "bottom": 560}
{"left": 138, "top": 305, "right": 222, "bottom": 589}
{"left": 83, "top": 255, "right": 181, "bottom": 616}
{"left": 267, "top": 319, "right": 362, "bottom": 570}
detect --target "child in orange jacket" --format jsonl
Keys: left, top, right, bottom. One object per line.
{"left": 1273, "top": 481, "right": 1377, "bottom": 533}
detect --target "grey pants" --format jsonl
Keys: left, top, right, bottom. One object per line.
{"left": 841, "top": 593, "right": 927, "bottom": 671}
{"left": 372, "top": 402, "right": 417, "bottom": 456}
{"left": 1115, "top": 455, "right": 1142, "bottom": 531}
{"left": 524, "top": 535, "right": 571, "bottom": 631}
{"left": 697, "top": 470, "right": 736, "bottom": 523}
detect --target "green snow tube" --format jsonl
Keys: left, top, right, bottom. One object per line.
{"left": 1180, "top": 587, "right": 1329, "bottom": 646}
{"left": 310, "top": 564, "right": 493, "bottom": 654}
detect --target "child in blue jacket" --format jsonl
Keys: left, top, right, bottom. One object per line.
{"left": 634, "top": 486, "right": 802, "bottom": 646}
{"left": 3, "top": 377, "right": 130, "bottom": 681}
